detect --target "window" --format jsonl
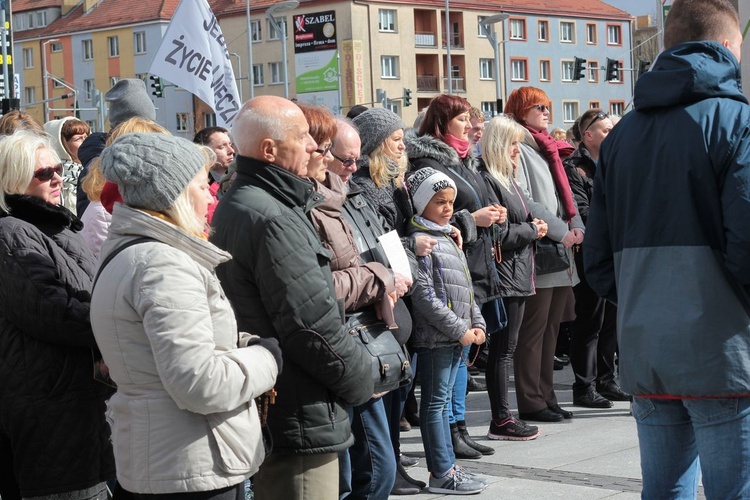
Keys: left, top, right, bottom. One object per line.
{"left": 134, "top": 31, "right": 147, "bottom": 54}
{"left": 539, "top": 59, "right": 551, "bottom": 82}
{"left": 561, "top": 60, "right": 575, "bottom": 82}
{"left": 27, "top": 13, "right": 35, "bottom": 29}
{"left": 83, "top": 40, "right": 94, "bottom": 61}
{"left": 510, "top": 58, "right": 527, "bottom": 81}
{"left": 176, "top": 113, "right": 190, "bottom": 132}
{"left": 381, "top": 56, "right": 399, "bottom": 78}
{"left": 509, "top": 18, "right": 526, "bottom": 40}
{"left": 24, "top": 86, "right": 35, "bottom": 104}
{"left": 560, "top": 21, "right": 575, "bottom": 43}
{"left": 86, "top": 120, "right": 97, "bottom": 132}
{"left": 481, "top": 101, "right": 496, "bottom": 117}
{"left": 268, "top": 18, "right": 287, "bottom": 40}
{"left": 563, "top": 101, "right": 579, "bottom": 123}
{"left": 22, "top": 48, "right": 33, "bottom": 68}
{"left": 269, "top": 62, "right": 283, "bottom": 84}
{"left": 108, "top": 36, "right": 119, "bottom": 57}
{"left": 479, "top": 59, "right": 494, "bottom": 80}
{"left": 386, "top": 100, "right": 400, "bottom": 115}
{"left": 610, "top": 101, "right": 625, "bottom": 116}
{"left": 36, "top": 11, "right": 47, "bottom": 27}
{"left": 589, "top": 101, "right": 600, "bottom": 109}
{"left": 53, "top": 79, "right": 64, "bottom": 89}
{"left": 84, "top": 79, "right": 95, "bottom": 101}
{"left": 607, "top": 24, "right": 622, "bottom": 45}
{"left": 51, "top": 42, "right": 62, "bottom": 52}
{"left": 379, "top": 9, "right": 396, "bottom": 32}
{"left": 205, "top": 113, "right": 217, "bottom": 128}
{"left": 478, "top": 16, "right": 492, "bottom": 37}
{"left": 135, "top": 73, "right": 148, "bottom": 83}
{"left": 587, "top": 61, "right": 599, "bottom": 82}
{"left": 252, "top": 64, "right": 264, "bottom": 86}
{"left": 251, "top": 20, "right": 262, "bottom": 42}
{"left": 538, "top": 20, "right": 549, "bottom": 42}
{"left": 110, "top": 77, "right": 120, "bottom": 88}
{"left": 586, "top": 23, "right": 597, "bottom": 44}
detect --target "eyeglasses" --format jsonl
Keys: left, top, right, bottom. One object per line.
{"left": 315, "top": 145, "right": 333, "bottom": 157}
{"left": 331, "top": 152, "right": 357, "bottom": 168}
{"left": 530, "top": 104, "right": 550, "bottom": 112}
{"left": 583, "top": 112, "right": 608, "bottom": 133}
{"left": 33, "top": 163, "right": 64, "bottom": 181}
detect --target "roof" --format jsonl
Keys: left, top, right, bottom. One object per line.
{"left": 13, "top": 0, "right": 61, "bottom": 13}
{"left": 14, "top": 0, "right": 179, "bottom": 40}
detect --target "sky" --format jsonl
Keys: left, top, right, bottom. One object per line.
{"left": 601, "top": 0, "right": 661, "bottom": 18}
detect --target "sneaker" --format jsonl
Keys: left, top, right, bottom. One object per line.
{"left": 428, "top": 470, "right": 485, "bottom": 495}
{"left": 487, "top": 417, "right": 540, "bottom": 441}
{"left": 454, "top": 465, "right": 490, "bottom": 486}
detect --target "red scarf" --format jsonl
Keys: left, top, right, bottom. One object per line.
{"left": 523, "top": 125, "right": 577, "bottom": 221}
{"left": 444, "top": 133, "right": 470, "bottom": 159}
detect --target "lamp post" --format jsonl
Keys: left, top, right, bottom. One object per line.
{"left": 445, "top": 0, "right": 451, "bottom": 94}
{"left": 266, "top": 0, "right": 299, "bottom": 99}
{"left": 229, "top": 52, "right": 242, "bottom": 101}
{"left": 479, "top": 14, "right": 509, "bottom": 115}
{"left": 41, "top": 38, "right": 59, "bottom": 122}
{"left": 246, "top": 0, "right": 254, "bottom": 99}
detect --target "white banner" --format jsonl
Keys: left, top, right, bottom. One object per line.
{"left": 149, "top": 0, "right": 240, "bottom": 127}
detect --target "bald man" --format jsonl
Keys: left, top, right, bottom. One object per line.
{"left": 211, "top": 96, "right": 374, "bottom": 500}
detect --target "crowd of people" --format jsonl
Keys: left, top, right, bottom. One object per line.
{"left": 0, "top": 1, "right": 748, "bottom": 499}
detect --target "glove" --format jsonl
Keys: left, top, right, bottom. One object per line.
{"left": 246, "top": 336, "right": 283, "bottom": 374}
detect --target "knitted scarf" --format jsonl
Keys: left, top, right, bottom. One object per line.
{"left": 444, "top": 133, "right": 470, "bottom": 159}
{"left": 523, "top": 125, "right": 577, "bottom": 221}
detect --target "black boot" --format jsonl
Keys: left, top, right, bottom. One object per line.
{"left": 457, "top": 420, "right": 495, "bottom": 456}
{"left": 391, "top": 461, "right": 425, "bottom": 495}
{"left": 450, "top": 423, "right": 482, "bottom": 459}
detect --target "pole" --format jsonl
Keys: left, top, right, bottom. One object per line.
{"left": 499, "top": 18, "right": 507, "bottom": 111}
{"left": 336, "top": 50, "right": 342, "bottom": 114}
{"left": 230, "top": 52, "right": 242, "bottom": 101}
{"left": 246, "top": 0, "right": 254, "bottom": 99}
{"left": 281, "top": 17, "right": 290, "bottom": 99}
{"left": 1, "top": 10, "right": 7, "bottom": 99}
{"left": 41, "top": 42, "right": 48, "bottom": 121}
{"left": 445, "top": 0, "right": 452, "bottom": 94}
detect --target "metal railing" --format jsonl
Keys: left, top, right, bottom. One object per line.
{"left": 417, "top": 75, "right": 439, "bottom": 92}
{"left": 415, "top": 32, "right": 436, "bottom": 47}
{"left": 442, "top": 77, "right": 465, "bottom": 92}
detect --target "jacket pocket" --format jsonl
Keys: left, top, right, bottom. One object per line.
{"left": 206, "top": 402, "right": 265, "bottom": 474}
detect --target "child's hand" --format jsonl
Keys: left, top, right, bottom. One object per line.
{"left": 459, "top": 330, "right": 476, "bottom": 346}
{"left": 473, "top": 328, "right": 486, "bottom": 344}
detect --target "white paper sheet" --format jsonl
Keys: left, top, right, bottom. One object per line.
{"left": 377, "top": 230, "right": 412, "bottom": 281}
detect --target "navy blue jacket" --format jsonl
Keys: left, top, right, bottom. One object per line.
{"left": 585, "top": 41, "right": 750, "bottom": 397}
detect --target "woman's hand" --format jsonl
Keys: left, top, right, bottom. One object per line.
{"left": 450, "top": 226, "right": 463, "bottom": 250}
{"left": 472, "top": 328, "right": 486, "bottom": 345}
{"left": 472, "top": 205, "right": 504, "bottom": 228}
{"left": 459, "top": 329, "right": 476, "bottom": 346}
{"left": 393, "top": 273, "right": 412, "bottom": 298}
{"left": 532, "top": 218, "right": 548, "bottom": 239}
{"left": 494, "top": 204, "right": 508, "bottom": 224}
{"left": 415, "top": 235, "right": 438, "bottom": 256}
{"left": 571, "top": 228, "right": 585, "bottom": 245}
{"left": 561, "top": 230, "right": 578, "bottom": 248}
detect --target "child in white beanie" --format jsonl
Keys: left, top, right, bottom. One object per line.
{"left": 405, "top": 167, "right": 487, "bottom": 495}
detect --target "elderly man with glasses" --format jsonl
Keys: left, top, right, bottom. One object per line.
{"left": 563, "top": 108, "right": 631, "bottom": 409}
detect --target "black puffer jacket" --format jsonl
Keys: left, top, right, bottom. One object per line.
{"left": 405, "top": 130, "right": 505, "bottom": 305}
{"left": 0, "top": 195, "right": 115, "bottom": 497}
{"left": 210, "top": 156, "right": 374, "bottom": 455}
{"left": 563, "top": 144, "right": 596, "bottom": 224}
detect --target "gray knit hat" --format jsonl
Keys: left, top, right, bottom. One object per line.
{"left": 100, "top": 133, "right": 205, "bottom": 211}
{"left": 353, "top": 107, "right": 405, "bottom": 158}
{"left": 105, "top": 79, "right": 157, "bottom": 128}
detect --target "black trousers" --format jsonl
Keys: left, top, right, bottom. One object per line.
{"left": 486, "top": 296, "right": 526, "bottom": 421}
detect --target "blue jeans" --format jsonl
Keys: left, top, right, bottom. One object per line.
{"left": 632, "top": 396, "right": 750, "bottom": 499}
{"left": 449, "top": 345, "right": 470, "bottom": 424}
{"left": 418, "top": 346, "right": 461, "bottom": 476}
{"left": 348, "top": 397, "right": 396, "bottom": 499}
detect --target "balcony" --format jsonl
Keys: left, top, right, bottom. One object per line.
{"left": 442, "top": 77, "right": 466, "bottom": 93}
{"left": 417, "top": 75, "right": 439, "bottom": 92}
{"left": 415, "top": 32, "right": 436, "bottom": 47}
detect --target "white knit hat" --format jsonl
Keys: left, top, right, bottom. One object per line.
{"left": 406, "top": 167, "right": 457, "bottom": 216}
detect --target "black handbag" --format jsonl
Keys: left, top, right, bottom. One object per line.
{"left": 535, "top": 237, "right": 570, "bottom": 275}
{"left": 346, "top": 311, "right": 413, "bottom": 393}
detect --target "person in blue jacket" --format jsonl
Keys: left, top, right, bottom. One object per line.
{"left": 584, "top": 1, "right": 750, "bottom": 498}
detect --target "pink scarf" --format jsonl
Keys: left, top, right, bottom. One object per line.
{"left": 523, "top": 125, "right": 577, "bottom": 222}
{"left": 444, "top": 133, "right": 470, "bottom": 159}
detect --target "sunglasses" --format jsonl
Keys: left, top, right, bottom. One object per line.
{"left": 583, "top": 112, "right": 608, "bottom": 133}
{"left": 315, "top": 145, "right": 333, "bottom": 157}
{"left": 33, "top": 163, "right": 64, "bottom": 181}
{"left": 531, "top": 104, "right": 550, "bottom": 112}
{"left": 331, "top": 152, "right": 357, "bottom": 168}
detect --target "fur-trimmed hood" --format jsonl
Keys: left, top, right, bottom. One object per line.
{"left": 404, "top": 128, "right": 479, "bottom": 173}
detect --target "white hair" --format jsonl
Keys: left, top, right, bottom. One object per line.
{"left": 0, "top": 131, "right": 59, "bottom": 214}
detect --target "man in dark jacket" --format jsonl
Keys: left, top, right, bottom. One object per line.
{"left": 210, "top": 96, "right": 374, "bottom": 499}
{"left": 585, "top": 1, "right": 750, "bottom": 497}
{"left": 563, "top": 108, "right": 630, "bottom": 409}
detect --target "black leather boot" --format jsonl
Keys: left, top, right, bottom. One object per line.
{"left": 450, "top": 423, "right": 482, "bottom": 459}
{"left": 457, "top": 420, "right": 495, "bottom": 456}
{"left": 391, "top": 461, "right": 425, "bottom": 495}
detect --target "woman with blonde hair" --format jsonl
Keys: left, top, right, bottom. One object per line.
{"left": 80, "top": 117, "right": 170, "bottom": 258}
{"left": 479, "top": 115, "right": 548, "bottom": 440}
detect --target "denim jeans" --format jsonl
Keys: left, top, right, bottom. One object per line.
{"left": 348, "top": 397, "right": 396, "bottom": 499}
{"left": 632, "top": 396, "right": 750, "bottom": 499}
{"left": 449, "top": 344, "right": 470, "bottom": 424}
{"left": 418, "top": 345, "right": 461, "bottom": 476}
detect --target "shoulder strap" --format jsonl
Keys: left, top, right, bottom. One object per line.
{"left": 92, "top": 236, "right": 155, "bottom": 290}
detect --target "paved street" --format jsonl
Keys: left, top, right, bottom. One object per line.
{"left": 396, "top": 363, "right": 652, "bottom": 499}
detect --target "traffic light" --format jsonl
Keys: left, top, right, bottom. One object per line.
{"left": 637, "top": 59, "right": 651, "bottom": 79}
{"left": 150, "top": 75, "right": 164, "bottom": 98}
{"left": 573, "top": 57, "right": 586, "bottom": 81}
{"left": 605, "top": 58, "right": 620, "bottom": 82}
{"left": 403, "top": 88, "right": 412, "bottom": 107}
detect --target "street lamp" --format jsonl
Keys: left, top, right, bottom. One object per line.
{"left": 479, "top": 13, "right": 509, "bottom": 115}
{"left": 246, "top": 0, "right": 254, "bottom": 99}
{"left": 229, "top": 52, "right": 242, "bottom": 101}
{"left": 266, "top": 0, "right": 299, "bottom": 99}
{"left": 41, "top": 38, "right": 59, "bottom": 122}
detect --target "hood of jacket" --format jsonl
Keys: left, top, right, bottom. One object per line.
{"left": 106, "top": 204, "right": 231, "bottom": 271}
{"left": 405, "top": 128, "right": 479, "bottom": 173}
{"left": 634, "top": 41, "right": 747, "bottom": 112}
{"left": 43, "top": 117, "right": 76, "bottom": 162}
